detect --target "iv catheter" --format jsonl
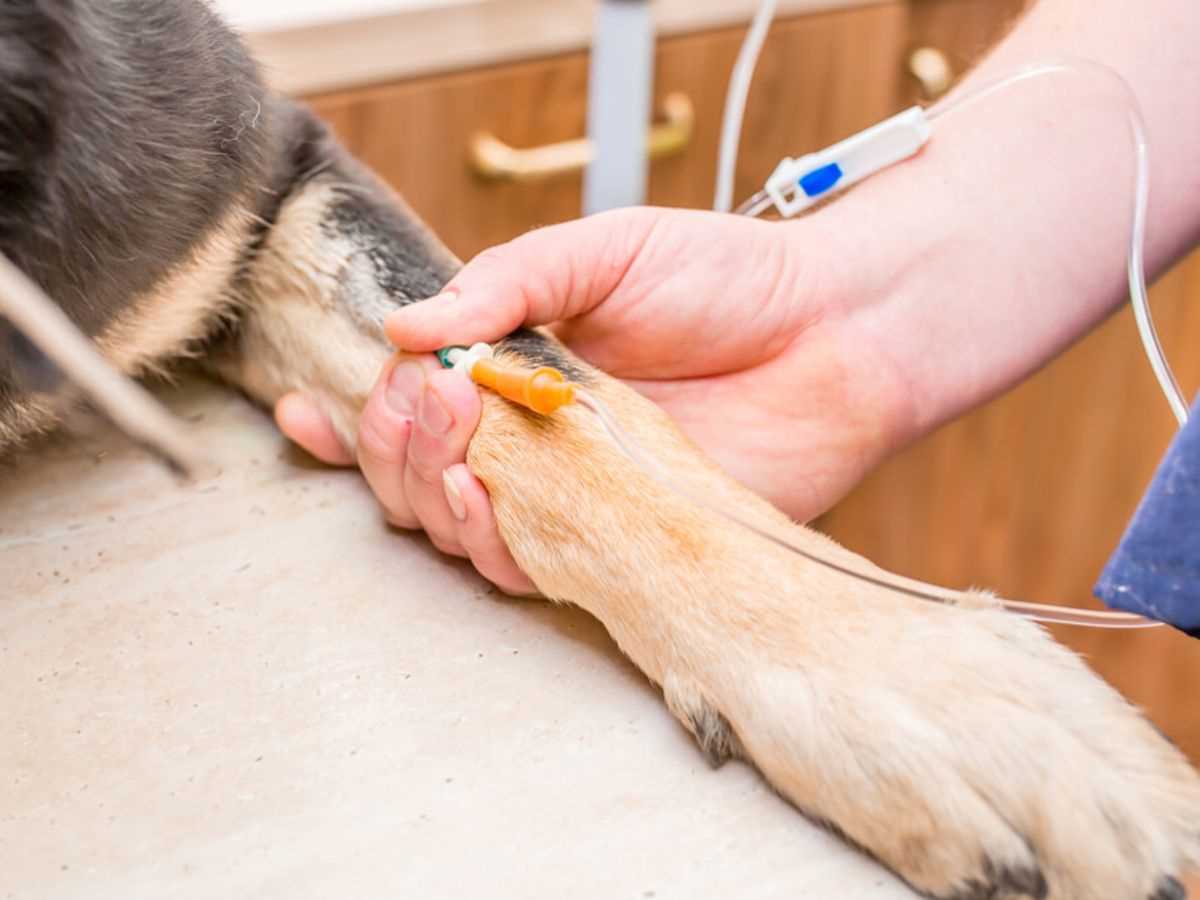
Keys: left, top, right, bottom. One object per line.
{"left": 437, "top": 55, "right": 1188, "bottom": 631}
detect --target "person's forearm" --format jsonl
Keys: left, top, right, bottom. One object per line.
{"left": 807, "top": 0, "right": 1200, "bottom": 447}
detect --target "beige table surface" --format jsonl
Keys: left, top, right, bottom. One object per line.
{"left": 1, "top": 379, "right": 915, "bottom": 900}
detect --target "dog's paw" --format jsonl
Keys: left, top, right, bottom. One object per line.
{"left": 674, "top": 592, "right": 1200, "bottom": 900}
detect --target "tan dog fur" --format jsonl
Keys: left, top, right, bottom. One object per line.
{"left": 205, "top": 174, "right": 1200, "bottom": 900}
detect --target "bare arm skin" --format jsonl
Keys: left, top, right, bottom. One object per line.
{"left": 827, "top": 0, "right": 1200, "bottom": 444}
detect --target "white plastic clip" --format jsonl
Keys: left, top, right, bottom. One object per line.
{"left": 446, "top": 342, "right": 494, "bottom": 375}
{"left": 764, "top": 106, "right": 931, "bottom": 218}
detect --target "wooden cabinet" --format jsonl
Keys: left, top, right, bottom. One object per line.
{"left": 648, "top": 5, "right": 908, "bottom": 215}
{"left": 308, "top": 1, "right": 1200, "bottom": 760}
{"left": 309, "top": 3, "right": 910, "bottom": 259}
{"left": 905, "top": 0, "right": 1029, "bottom": 94}
{"left": 306, "top": 1, "right": 1035, "bottom": 254}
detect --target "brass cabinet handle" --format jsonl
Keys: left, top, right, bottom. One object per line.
{"left": 908, "top": 47, "right": 954, "bottom": 101}
{"left": 469, "top": 92, "right": 694, "bottom": 182}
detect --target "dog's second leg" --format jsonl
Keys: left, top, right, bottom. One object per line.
{"left": 207, "top": 106, "right": 455, "bottom": 446}
{"left": 219, "top": 112, "right": 1200, "bottom": 900}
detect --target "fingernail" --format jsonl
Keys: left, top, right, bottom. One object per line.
{"left": 386, "top": 362, "right": 424, "bottom": 416}
{"left": 418, "top": 383, "right": 454, "bottom": 435}
{"left": 443, "top": 470, "right": 467, "bottom": 521}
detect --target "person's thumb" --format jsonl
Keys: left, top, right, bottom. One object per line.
{"left": 384, "top": 206, "right": 660, "bottom": 353}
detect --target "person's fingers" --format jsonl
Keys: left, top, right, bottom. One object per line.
{"left": 279, "top": 364, "right": 533, "bottom": 595}
{"left": 442, "top": 464, "right": 536, "bottom": 597}
{"left": 384, "top": 207, "right": 662, "bottom": 352}
{"left": 401, "top": 369, "right": 482, "bottom": 555}
{"left": 274, "top": 392, "right": 355, "bottom": 466}
{"left": 355, "top": 357, "right": 436, "bottom": 529}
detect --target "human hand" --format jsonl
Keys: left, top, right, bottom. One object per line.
{"left": 275, "top": 355, "right": 538, "bottom": 596}
{"left": 277, "top": 205, "right": 916, "bottom": 588}
{"left": 382, "top": 206, "right": 914, "bottom": 517}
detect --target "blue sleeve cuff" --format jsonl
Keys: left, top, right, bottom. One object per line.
{"left": 1095, "top": 393, "right": 1200, "bottom": 636}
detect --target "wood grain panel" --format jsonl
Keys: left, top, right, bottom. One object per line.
{"left": 905, "top": 0, "right": 1029, "bottom": 93}
{"left": 308, "top": 53, "right": 591, "bottom": 260}
{"left": 649, "top": 4, "right": 909, "bottom": 211}
{"left": 306, "top": 4, "right": 909, "bottom": 261}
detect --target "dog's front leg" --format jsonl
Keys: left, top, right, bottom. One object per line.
{"left": 468, "top": 343, "right": 1199, "bottom": 900}
{"left": 219, "top": 112, "right": 1199, "bottom": 899}
{"left": 208, "top": 104, "right": 458, "bottom": 445}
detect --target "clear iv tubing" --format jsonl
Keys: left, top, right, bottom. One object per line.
{"left": 577, "top": 388, "right": 1162, "bottom": 629}
{"left": 713, "top": 0, "right": 778, "bottom": 213}
{"left": 739, "top": 60, "right": 1189, "bottom": 428}
{"left": 578, "top": 58, "right": 1186, "bottom": 630}
{"left": 927, "top": 59, "right": 1191, "bottom": 427}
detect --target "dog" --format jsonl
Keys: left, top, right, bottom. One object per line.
{"left": 1, "top": 2, "right": 1197, "bottom": 897}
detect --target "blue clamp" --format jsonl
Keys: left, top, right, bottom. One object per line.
{"left": 798, "top": 162, "right": 844, "bottom": 198}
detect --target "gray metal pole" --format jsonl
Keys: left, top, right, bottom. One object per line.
{"left": 583, "top": 0, "right": 655, "bottom": 215}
